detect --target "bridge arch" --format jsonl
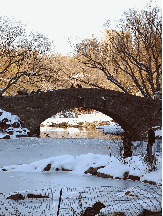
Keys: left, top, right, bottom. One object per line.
{"left": 0, "top": 88, "right": 161, "bottom": 138}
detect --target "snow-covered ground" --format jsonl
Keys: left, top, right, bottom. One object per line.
{"left": 0, "top": 153, "right": 162, "bottom": 216}
{"left": 154, "top": 126, "right": 162, "bottom": 137}
{"left": 0, "top": 184, "right": 161, "bottom": 216}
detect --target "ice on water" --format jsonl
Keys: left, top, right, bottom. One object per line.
{"left": 0, "top": 108, "right": 162, "bottom": 215}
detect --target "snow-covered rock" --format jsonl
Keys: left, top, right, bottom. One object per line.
{"left": 0, "top": 108, "right": 29, "bottom": 139}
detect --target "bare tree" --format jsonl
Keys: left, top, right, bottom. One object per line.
{"left": 74, "top": 5, "right": 162, "bottom": 98}
{"left": 0, "top": 15, "right": 55, "bottom": 95}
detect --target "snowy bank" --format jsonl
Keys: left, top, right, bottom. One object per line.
{"left": 0, "top": 108, "right": 29, "bottom": 139}
{"left": 41, "top": 112, "right": 113, "bottom": 127}
{"left": 1, "top": 153, "right": 162, "bottom": 186}
{"left": 96, "top": 124, "right": 124, "bottom": 134}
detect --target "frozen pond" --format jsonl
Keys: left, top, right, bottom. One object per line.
{"left": 0, "top": 137, "right": 162, "bottom": 215}
{"left": 0, "top": 137, "right": 161, "bottom": 193}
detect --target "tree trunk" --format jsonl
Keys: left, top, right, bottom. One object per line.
{"left": 123, "top": 131, "right": 132, "bottom": 158}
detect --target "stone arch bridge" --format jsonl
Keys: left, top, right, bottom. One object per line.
{"left": 0, "top": 88, "right": 161, "bottom": 139}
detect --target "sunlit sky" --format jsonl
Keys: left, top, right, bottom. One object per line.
{"left": 0, "top": 0, "right": 162, "bottom": 55}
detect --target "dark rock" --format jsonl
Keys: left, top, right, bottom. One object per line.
{"left": 0, "top": 118, "right": 10, "bottom": 130}
{"left": 142, "top": 180, "right": 157, "bottom": 185}
{"left": 7, "top": 131, "right": 13, "bottom": 135}
{"left": 61, "top": 167, "right": 72, "bottom": 171}
{"left": 114, "top": 212, "right": 126, "bottom": 216}
{"left": 128, "top": 175, "right": 140, "bottom": 181}
{"left": 16, "top": 130, "right": 22, "bottom": 133}
{"left": 12, "top": 122, "right": 20, "bottom": 128}
{"left": 58, "top": 122, "right": 68, "bottom": 128}
{"left": 5, "top": 124, "right": 11, "bottom": 129}
{"left": 7, "top": 194, "right": 25, "bottom": 200}
{"left": 115, "top": 177, "right": 122, "bottom": 180}
{"left": 81, "top": 201, "right": 106, "bottom": 216}
{"left": 46, "top": 133, "right": 50, "bottom": 137}
{"left": 107, "top": 212, "right": 126, "bottom": 216}
{"left": 125, "top": 191, "right": 130, "bottom": 195}
{"left": 125, "top": 190, "right": 138, "bottom": 197}
{"left": 84, "top": 166, "right": 105, "bottom": 176}
{"left": 43, "top": 163, "right": 51, "bottom": 171}
{"left": 51, "top": 122, "right": 57, "bottom": 127}
{"left": 1, "top": 118, "right": 8, "bottom": 124}
{"left": 137, "top": 209, "right": 162, "bottom": 216}
{"left": 1, "top": 135, "right": 10, "bottom": 139}
{"left": 2, "top": 169, "right": 7, "bottom": 171}
{"left": 84, "top": 167, "right": 98, "bottom": 175}
{"left": 55, "top": 167, "right": 72, "bottom": 171}
{"left": 129, "top": 194, "right": 138, "bottom": 197}
{"left": 123, "top": 172, "right": 129, "bottom": 180}
{"left": 27, "top": 193, "right": 49, "bottom": 198}
{"left": 96, "top": 166, "right": 106, "bottom": 170}
{"left": 97, "top": 172, "right": 113, "bottom": 179}
{"left": 16, "top": 134, "right": 28, "bottom": 137}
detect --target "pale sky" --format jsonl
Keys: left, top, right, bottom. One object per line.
{"left": 0, "top": 0, "right": 162, "bottom": 55}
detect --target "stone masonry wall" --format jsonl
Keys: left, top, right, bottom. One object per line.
{"left": 0, "top": 88, "right": 161, "bottom": 138}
